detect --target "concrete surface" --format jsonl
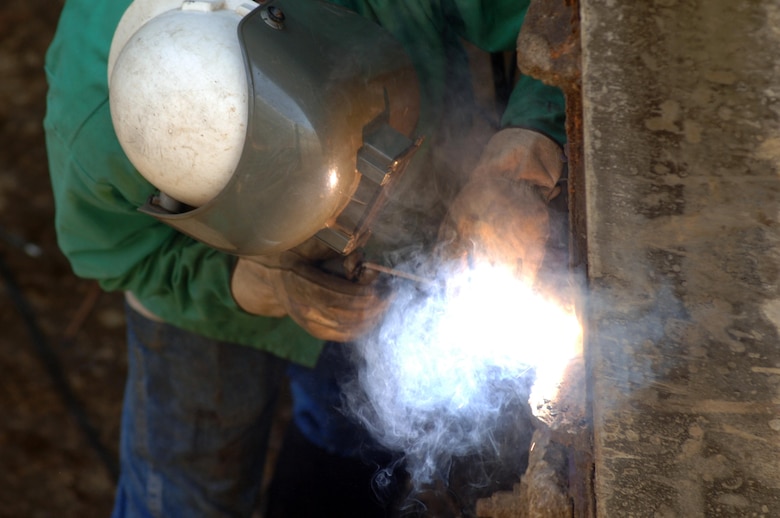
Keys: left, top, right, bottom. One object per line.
{"left": 582, "top": 0, "right": 780, "bottom": 516}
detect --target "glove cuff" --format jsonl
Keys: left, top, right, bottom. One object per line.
{"left": 471, "top": 128, "right": 566, "bottom": 202}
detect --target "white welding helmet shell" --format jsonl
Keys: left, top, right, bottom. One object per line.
{"left": 109, "top": 0, "right": 420, "bottom": 256}
{"left": 108, "top": 0, "right": 251, "bottom": 207}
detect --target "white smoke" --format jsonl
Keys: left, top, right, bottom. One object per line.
{"left": 343, "top": 262, "right": 582, "bottom": 488}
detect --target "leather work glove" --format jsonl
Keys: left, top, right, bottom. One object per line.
{"left": 437, "top": 128, "right": 565, "bottom": 281}
{"left": 231, "top": 247, "right": 392, "bottom": 343}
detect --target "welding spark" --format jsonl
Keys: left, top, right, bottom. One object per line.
{"left": 344, "top": 262, "right": 582, "bottom": 487}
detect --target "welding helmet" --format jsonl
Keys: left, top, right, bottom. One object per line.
{"left": 108, "top": 0, "right": 421, "bottom": 256}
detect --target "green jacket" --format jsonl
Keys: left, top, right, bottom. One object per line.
{"left": 44, "top": 0, "right": 565, "bottom": 366}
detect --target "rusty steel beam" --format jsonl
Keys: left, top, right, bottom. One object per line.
{"left": 516, "top": 2, "right": 594, "bottom": 516}
{"left": 517, "top": 0, "right": 586, "bottom": 274}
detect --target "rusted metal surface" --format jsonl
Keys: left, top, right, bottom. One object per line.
{"left": 517, "top": 0, "right": 586, "bottom": 275}
{"left": 476, "top": 427, "right": 572, "bottom": 518}
{"left": 520, "top": 2, "right": 593, "bottom": 518}
{"left": 516, "top": 0, "right": 581, "bottom": 87}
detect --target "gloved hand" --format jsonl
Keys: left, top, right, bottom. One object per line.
{"left": 437, "top": 128, "right": 565, "bottom": 280}
{"left": 231, "top": 248, "right": 392, "bottom": 343}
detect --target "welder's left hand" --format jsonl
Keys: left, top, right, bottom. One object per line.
{"left": 232, "top": 249, "right": 393, "bottom": 343}
{"left": 437, "top": 128, "right": 565, "bottom": 281}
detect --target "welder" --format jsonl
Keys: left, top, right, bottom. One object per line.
{"left": 44, "top": 0, "right": 566, "bottom": 516}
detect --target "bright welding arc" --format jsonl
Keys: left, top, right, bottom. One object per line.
{"left": 343, "top": 261, "right": 582, "bottom": 488}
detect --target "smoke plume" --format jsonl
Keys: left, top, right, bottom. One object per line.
{"left": 342, "top": 261, "right": 581, "bottom": 489}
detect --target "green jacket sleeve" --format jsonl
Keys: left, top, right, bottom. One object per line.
{"left": 44, "top": 0, "right": 323, "bottom": 366}
{"left": 443, "top": 0, "right": 567, "bottom": 145}
{"left": 332, "top": 0, "right": 566, "bottom": 144}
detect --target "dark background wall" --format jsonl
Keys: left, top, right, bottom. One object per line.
{"left": 1, "top": 1, "right": 126, "bottom": 515}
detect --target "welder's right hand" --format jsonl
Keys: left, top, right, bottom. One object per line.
{"left": 231, "top": 252, "right": 392, "bottom": 343}
{"left": 435, "top": 128, "right": 565, "bottom": 282}
{"left": 437, "top": 177, "right": 551, "bottom": 280}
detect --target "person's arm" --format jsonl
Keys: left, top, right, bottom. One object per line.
{"left": 46, "top": 0, "right": 396, "bottom": 358}
{"left": 444, "top": 0, "right": 567, "bottom": 144}
{"left": 436, "top": 0, "right": 567, "bottom": 280}
{"left": 43, "top": 0, "right": 323, "bottom": 364}
{"left": 45, "top": 115, "right": 324, "bottom": 363}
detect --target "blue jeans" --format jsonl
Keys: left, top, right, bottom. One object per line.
{"left": 287, "top": 343, "right": 381, "bottom": 459}
{"left": 112, "top": 305, "right": 374, "bottom": 517}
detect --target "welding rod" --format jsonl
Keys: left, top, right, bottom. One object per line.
{"left": 360, "top": 261, "right": 439, "bottom": 286}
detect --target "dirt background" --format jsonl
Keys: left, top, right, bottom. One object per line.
{"left": 1, "top": 0, "right": 127, "bottom": 515}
